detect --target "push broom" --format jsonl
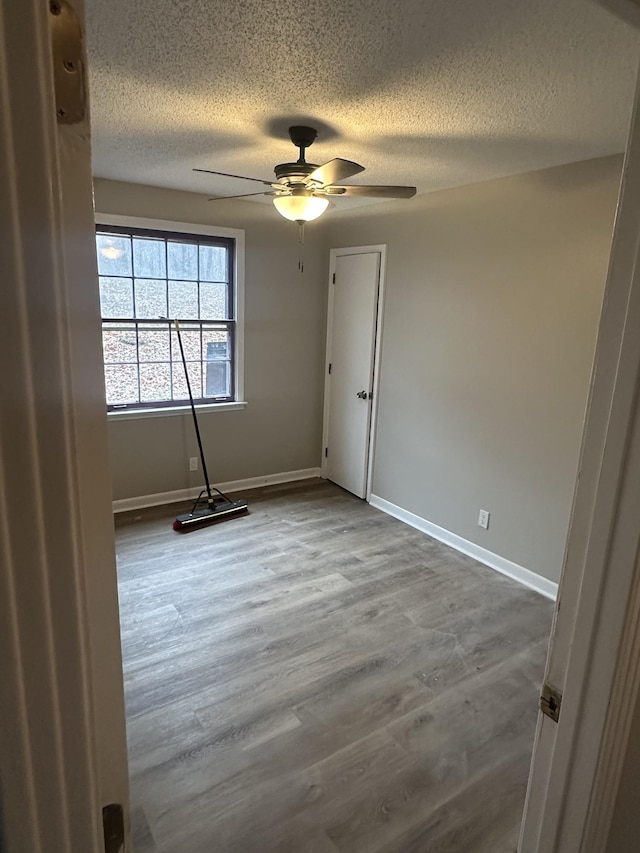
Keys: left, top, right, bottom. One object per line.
{"left": 172, "top": 319, "right": 248, "bottom": 531}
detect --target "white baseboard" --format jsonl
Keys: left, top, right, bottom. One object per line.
{"left": 368, "top": 494, "right": 558, "bottom": 601}
{"left": 112, "top": 468, "right": 321, "bottom": 514}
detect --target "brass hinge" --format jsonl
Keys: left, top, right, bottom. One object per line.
{"left": 328, "top": 363, "right": 332, "bottom": 374}
{"left": 325, "top": 447, "right": 328, "bottom": 458}
{"left": 49, "top": 0, "right": 85, "bottom": 124}
{"left": 540, "top": 683, "right": 562, "bottom": 723}
{"left": 102, "top": 803, "right": 124, "bottom": 853}
{"left": 332, "top": 273, "right": 336, "bottom": 284}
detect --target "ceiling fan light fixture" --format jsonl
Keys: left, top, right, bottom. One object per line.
{"left": 273, "top": 193, "right": 329, "bottom": 223}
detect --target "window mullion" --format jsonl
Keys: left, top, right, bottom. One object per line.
{"left": 135, "top": 320, "right": 141, "bottom": 404}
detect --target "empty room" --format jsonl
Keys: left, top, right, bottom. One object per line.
{"left": 4, "top": 1, "right": 640, "bottom": 853}
{"left": 88, "top": 0, "right": 638, "bottom": 850}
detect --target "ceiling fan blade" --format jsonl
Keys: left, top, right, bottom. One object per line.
{"left": 207, "top": 191, "right": 274, "bottom": 201}
{"left": 306, "top": 158, "right": 365, "bottom": 186}
{"left": 326, "top": 185, "right": 417, "bottom": 198}
{"left": 194, "top": 167, "right": 274, "bottom": 187}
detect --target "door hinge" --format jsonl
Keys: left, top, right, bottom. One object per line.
{"left": 328, "top": 363, "right": 332, "bottom": 374}
{"left": 325, "top": 447, "right": 328, "bottom": 458}
{"left": 102, "top": 803, "right": 124, "bottom": 853}
{"left": 49, "top": 0, "right": 86, "bottom": 124}
{"left": 540, "top": 683, "right": 562, "bottom": 723}
{"left": 332, "top": 273, "right": 336, "bottom": 284}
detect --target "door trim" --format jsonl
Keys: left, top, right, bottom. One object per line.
{"left": 0, "top": 1, "right": 130, "bottom": 851}
{"left": 321, "top": 245, "right": 387, "bottom": 500}
{"left": 519, "top": 45, "right": 640, "bottom": 853}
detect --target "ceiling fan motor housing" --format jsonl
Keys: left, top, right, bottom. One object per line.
{"left": 274, "top": 161, "right": 318, "bottom": 183}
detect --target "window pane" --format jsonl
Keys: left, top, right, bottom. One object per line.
{"left": 139, "top": 363, "right": 171, "bottom": 403}
{"left": 199, "top": 282, "right": 228, "bottom": 319}
{"left": 135, "top": 279, "right": 167, "bottom": 319}
{"left": 100, "top": 277, "right": 134, "bottom": 318}
{"left": 102, "top": 325, "right": 138, "bottom": 363}
{"left": 133, "top": 238, "right": 166, "bottom": 278}
{"left": 98, "top": 227, "right": 236, "bottom": 410}
{"left": 199, "top": 244, "right": 228, "bottom": 282}
{"left": 168, "top": 280, "right": 198, "bottom": 319}
{"left": 171, "top": 328, "right": 201, "bottom": 361}
{"left": 96, "top": 234, "right": 132, "bottom": 277}
{"left": 167, "top": 241, "right": 198, "bottom": 280}
{"left": 202, "top": 327, "right": 230, "bottom": 361}
{"left": 104, "top": 364, "right": 139, "bottom": 405}
{"left": 171, "top": 362, "right": 202, "bottom": 400}
{"left": 203, "top": 361, "right": 230, "bottom": 398}
{"left": 138, "top": 328, "right": 170, "bottom": 363}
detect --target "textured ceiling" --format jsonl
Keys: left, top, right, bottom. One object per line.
{"left": 86, "top": 0, "right": 639, "bottom": 208}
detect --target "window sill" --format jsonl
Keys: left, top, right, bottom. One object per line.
{"left": 107, "top": 401, "right": 248, "bottom": 421}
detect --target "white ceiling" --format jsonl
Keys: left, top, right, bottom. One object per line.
{"left": 86, "top": 0, "right": 639, "bottom": 208}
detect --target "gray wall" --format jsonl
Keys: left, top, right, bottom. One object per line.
{"left": 98, "top": 158, "right": 620, "bottom": 584}
{"left": 325, "top": 156, "right": 621, "bottom": 582}
{"left": 94, "top": 180, "right": 328, "bottom": 500}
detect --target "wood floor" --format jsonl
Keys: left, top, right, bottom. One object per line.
{"left": 115, "top": 479, "right": 553, "bottom": 853}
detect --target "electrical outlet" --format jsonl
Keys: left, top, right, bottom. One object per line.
{"left": 189, "top": 457, "right": 198, "bottom": 472}
{"left": 478, "top": 509, "right": 490, "bottom": 530}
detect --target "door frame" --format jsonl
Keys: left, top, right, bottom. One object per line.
{"left": 321, "top": 245, "right": 387, "bottom": 500}
{"left": 520, "top": 13, "right": 640, "bottom": 848}
{"left": 0, "top": 1, "right": 130, "bottom": 851}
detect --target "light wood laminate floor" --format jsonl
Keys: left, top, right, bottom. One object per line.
{"left": 115, "top": 479, "right": 553, "bottom": 853}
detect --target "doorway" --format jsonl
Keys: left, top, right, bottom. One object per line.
{"left": 321, "top": 245, "right": 386, "bottom": 499}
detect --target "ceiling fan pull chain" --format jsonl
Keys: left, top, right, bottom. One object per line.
{"left": 298, "top": 221, "right": 305, "bottom": 245}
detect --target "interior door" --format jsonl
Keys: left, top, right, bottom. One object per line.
{"left": 325, "top": 251, "right": 381, "bottom": 498}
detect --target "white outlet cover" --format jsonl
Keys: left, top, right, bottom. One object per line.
{"left": 189, "top": 457, "right": 198, "bottom": 471}
{"left": 478, "top": 509, "right": 490, "bottom": 529}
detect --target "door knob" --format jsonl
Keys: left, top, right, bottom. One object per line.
{"left": 356, "top": 390, "right": 368, "bottom": 399}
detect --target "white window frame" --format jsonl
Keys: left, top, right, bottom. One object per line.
{"left": 95, "top": 213, "right": 246, "bottom": 418}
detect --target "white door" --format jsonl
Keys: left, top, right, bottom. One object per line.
{"left": 0, "top": 2, "right": 130, "bottom": 851}
{"left": 324, "top": 251, "right": 381, "bottom": 498}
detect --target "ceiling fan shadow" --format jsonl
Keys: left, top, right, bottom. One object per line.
{"left": 263, "top": 116, "right": 341, "bottom": 146}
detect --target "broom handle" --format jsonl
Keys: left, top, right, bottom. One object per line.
{"left": 174, "top": 320, "right": 213, "bottom": 503}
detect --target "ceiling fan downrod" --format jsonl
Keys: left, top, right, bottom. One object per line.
{"left": 289, "top": 125, "right": 318, "bottom": 164}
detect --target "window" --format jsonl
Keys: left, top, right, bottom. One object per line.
{"left": 95, "top": 216, "right": 244, "bottom": 414}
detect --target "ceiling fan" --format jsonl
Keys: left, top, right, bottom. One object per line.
{"left": 194, "top": 125, "right": 417, "bottom": 229}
